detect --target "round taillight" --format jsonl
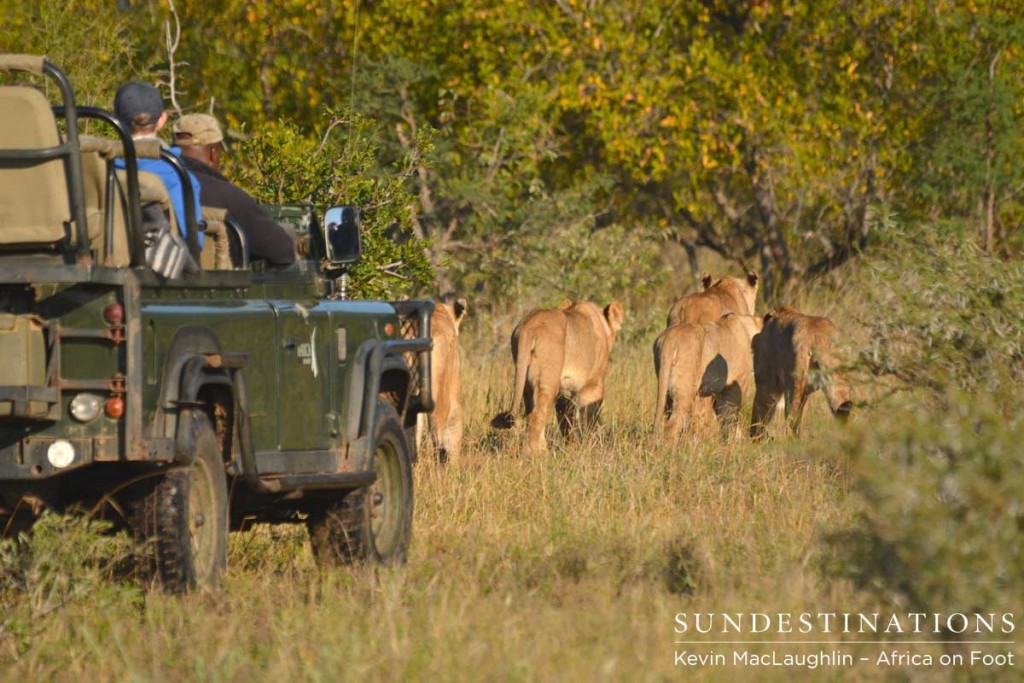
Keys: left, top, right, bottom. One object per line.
{"left": 104, "top": 302, "right": 124, "bottom": 325}
{"left": 69, "top": 393, "right": 102, "bottom": 422}
{"left": 105, "top": 396, "right": 125, "bottom": 419}
{"left": 384, "top": 323, "right": 395, "bottom": 336}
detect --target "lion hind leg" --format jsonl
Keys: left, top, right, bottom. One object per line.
{"left": 439, "top": 405, "right": 463, "bottom": 462}
{"left": 750, "top": 385, "right": 780, "bottom": 440}
{"left": 555, "top": 395, "right": 576, "bottom": 439}
{"left": 576, "top": 385, "right": 606, "bottom": 439}
{"left": 580, "top": 398, "right": 603, "bottom": 435}
{"left": 787, "top": 373, "right": 811, "bottom": 435}
{"left": 525, "top": 380, "right": 557, "bottom": 452}
{"left": 665, "top": 387, "right": 695, "bottom": 442}
{"left": 713, "top": 383, "right": 743, "bottom": 441}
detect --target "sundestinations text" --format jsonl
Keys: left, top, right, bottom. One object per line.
{"left": 673, "top": 613, "right": 1015, "bottom": 635}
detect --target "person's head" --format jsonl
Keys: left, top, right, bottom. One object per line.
{"left": 113, "top": 81, "right": 167, "bottom": 137}
{"left": 173, "top": 113, "right": 224, "bottom": 170}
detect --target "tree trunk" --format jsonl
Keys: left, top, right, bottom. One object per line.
{"left": 982, "top": 50, "right": 1002, "bottom": 253}
{"left": 744, "top": 143, "right": 792, "bottom": 306}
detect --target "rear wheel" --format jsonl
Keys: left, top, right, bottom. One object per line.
{"left": 307, "top": 400, "right": 413, "bottom": 566}
{"left": 130, "top": 411, "right": 228, "bottom": 592}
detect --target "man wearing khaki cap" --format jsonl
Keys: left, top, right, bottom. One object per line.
{"left": 173, "top": 113, "right": 295, "bottom": 267}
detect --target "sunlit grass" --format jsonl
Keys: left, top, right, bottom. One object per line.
{"left": 2, "top": 277, "right": 1016, "bottom": 682}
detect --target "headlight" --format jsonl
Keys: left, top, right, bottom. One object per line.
{"left": 69, "top": 393, "right": 102, "bottom": 422}
{"left": 47, "top": 440, "right": 76, "bottom": 469}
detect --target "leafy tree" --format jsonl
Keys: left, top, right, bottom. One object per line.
{"left": 1, "top": 0, "right": 149, "bottom": 107}
{"left": 897, "top": 2, "right": 1024, "bottom": 254}
{"left": 230, "top": 110, "right": 434, "bottom": 299}
{"left": 9, "top": 0, "right": 1022, "bottom": 306}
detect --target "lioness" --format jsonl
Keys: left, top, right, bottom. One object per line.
{"left": 653, "top": 313, "right": 763, "bottom": 441}
{"left": 666, "top": 271, "right": 759, "bottom": 326}
{"left": 421, "top": 298, "right": 467, "bottom": 463}
{"left": 750, "top": 306, "right": 852, "bottom": 438}
{"left": 491, "top": 298, "right": 625, "bottom": 452}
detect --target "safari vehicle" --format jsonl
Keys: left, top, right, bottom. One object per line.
{"left": 0, "top": 55, "right": 434, "bottom": 591}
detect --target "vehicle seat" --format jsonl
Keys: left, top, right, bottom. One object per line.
{"left": 200, "top": 206, "right": 233, "bottom": 270}
{"left": 79, "top": 135, "right": 131, "bottom": 267}
{"left": 118, "top": 168, "right": 197, "bottom": 278}
{"left": 0, "top": 86, "right": 70, "bottom": 247}
{"left": 118, "top": 168, "right": 179, "bottom": 234}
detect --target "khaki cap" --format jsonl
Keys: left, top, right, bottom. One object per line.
{"left": 173, "top": 113, "right": 223, "bottom": 146}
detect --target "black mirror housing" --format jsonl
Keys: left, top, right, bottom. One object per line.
{"left": 323, "top": 206, "right": 362, "bottom": 266}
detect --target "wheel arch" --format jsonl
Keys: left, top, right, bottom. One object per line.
{"left": 152, "top": 325, "right": 243, "bottom": 469}
{"left": 347, "top": 341, "right": 415, "bottom": 443}
{"left": 379, "top": 358, "right": 412, "bottom": 422}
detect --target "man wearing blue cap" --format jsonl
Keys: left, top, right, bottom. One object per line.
{"left": 113, "top": 81, "right": 203, "bottom": 247}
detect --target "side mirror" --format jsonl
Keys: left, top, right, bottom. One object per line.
{"left": 323, "top": 206, "right": 362, "bottom": 266}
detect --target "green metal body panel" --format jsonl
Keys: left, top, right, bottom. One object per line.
{"left": 0, "top": 265, "right": 431, "bottom": 498}
{"left": 139, "top": 275, "right": 398, "bottom": 452}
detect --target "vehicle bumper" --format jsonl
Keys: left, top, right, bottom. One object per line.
{"left": 0, "top": 436, "right": 174, "bottom": 479}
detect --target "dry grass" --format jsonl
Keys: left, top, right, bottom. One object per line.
{"left": 0, "top": 282, "right": 1011, "bottom": 682}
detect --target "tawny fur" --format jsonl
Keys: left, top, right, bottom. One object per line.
{"left": 492, "top": 299, "right": 624, "bottom": 452}
{"left": 666, "top": 271, "right": 759, "bottom": 326}
{"left": 653, "top": 313, "right": 763, "bottom": 441}
{"left": 420, "top": 298, "right": 467, "bottom": 462}
{"left": 750, "top": 306, "right": 852, "bottom": 438}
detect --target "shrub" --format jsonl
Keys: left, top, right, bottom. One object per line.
{"left": 829, "top": 396, "right": 1023, "bottom": 621}
{"left": 828, "top": 219, "right": 1023, "bottom": 627}
{"left": 0, "top": 513, "right": 140, "bottom": 654}
{"left": 853, "top": 220, "right": 1024, "bottom": 407}
{"left": 229, "top": 109, "right": 434, "bottom": 300}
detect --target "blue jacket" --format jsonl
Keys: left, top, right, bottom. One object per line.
{"left": 116, "top": 143, "right": 204, "bottom": 247}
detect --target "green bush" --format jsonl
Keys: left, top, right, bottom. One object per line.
{"left": 853, "top": 219, "right": 1024, "bottom": 406}
{"left": 229, "top": 109, "right": 434, "bottom": 300}
{"left": 829, "top": 396, "right": 1023, "bottom": 619}
{"left": 0, "top": 513, "right": 140, "bottom": 654}
{"left": 827, "top": 220, "right": 1023, "bottom": 624}
{"left": 2, "top": 1, "right": 149, "bottom": 108}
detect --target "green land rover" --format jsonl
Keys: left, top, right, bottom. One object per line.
{"left": 0, "top": 55, "right": 434, "bottom": 591}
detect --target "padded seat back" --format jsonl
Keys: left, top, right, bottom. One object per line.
{"left": 121, "top": 169, "right": 176, "bottom": 223}
{"left": 79, "top": 136, "right": 131, "bottom": 267}
{"left": 200, "top": 206, "right": 233, "bottom": 270}
{"left": 0, "top": 86, "right": 70, "bottom": 245}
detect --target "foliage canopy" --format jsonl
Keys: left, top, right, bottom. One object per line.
{"left": 4, "top": 0, "right": 1023, "bottom": 304}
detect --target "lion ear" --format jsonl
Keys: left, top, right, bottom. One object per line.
{"left": 453, "top": 297, "right": 468, "bottom": 328}
{"left": 604, "top": 301, "right": 625, "bottom": 333}
{"left": 558, "top": 298, "right": 574, "bottom": 310}
{"left": 701, "top": 272, "right": 713, "bottom": 290}
{"left": 746, "top": 271, "right": 759, "bottom": 287}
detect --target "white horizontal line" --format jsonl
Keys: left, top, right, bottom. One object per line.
{"left": 673, "top": 641, "right": 1015, "bottom": 645}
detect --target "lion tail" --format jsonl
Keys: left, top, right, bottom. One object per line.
{"left": 653, "top": 335, "right": 671, "bottom": 431}
{"left": 491, "top": 326, "right": 533, "bottom": 430}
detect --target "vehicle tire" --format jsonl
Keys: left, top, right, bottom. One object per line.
{"left": 130, "top": 411, "right": 229, "bottom": 592}
{"left": 307, "top": 399, "right": 413, "bottom": 567}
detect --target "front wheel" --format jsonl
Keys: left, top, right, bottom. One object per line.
{"left": 307, "top": 399, "right": 413, "bottom": 566}
{"left": 130, "top": 411, "right": 229, "bottom": 592}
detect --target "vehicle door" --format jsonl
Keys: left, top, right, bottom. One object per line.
{"left": 271, "top": 300, "right": 331, "bottom": 451}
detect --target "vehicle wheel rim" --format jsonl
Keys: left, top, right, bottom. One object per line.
{"left": 369, "top": 437, "right": 401, "bottom": 556}
{"left": 188, "top": 459, "right": 217, "bottom": 580}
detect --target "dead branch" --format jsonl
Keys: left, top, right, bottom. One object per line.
{"left": 163, "top": 0, "right": 184, "bottom": 117}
